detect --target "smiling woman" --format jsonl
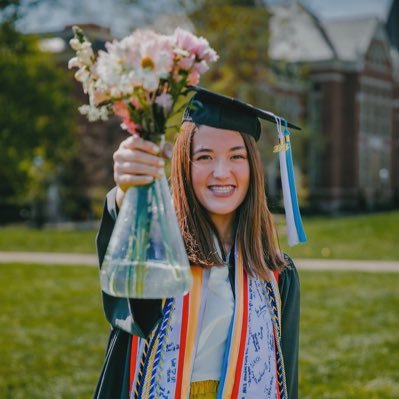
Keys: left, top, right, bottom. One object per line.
{"left": 94, "top": 87, "right": 302, "bottom": 399}
{"left": 191, "top": 126, "right": 250, "bottom": 249}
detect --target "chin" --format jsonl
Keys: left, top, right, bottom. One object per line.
{"left": 206, "top": 205, "right": 238, "bottom": 217}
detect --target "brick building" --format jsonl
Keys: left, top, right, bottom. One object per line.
{"left": 269, "top": 0, "right": 399, "bottom": 212}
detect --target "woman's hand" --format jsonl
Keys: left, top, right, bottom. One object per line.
{"left": 113, "top": 135, "right": 171, "bottom": 208}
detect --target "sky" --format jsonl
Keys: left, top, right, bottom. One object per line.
{"left": 301, "top": 0, "right": 392, "bottom": 19}
{"left": 16, "top": 0, "right": 393, "bottom": 37}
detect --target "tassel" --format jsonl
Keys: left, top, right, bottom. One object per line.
{"left": 274, "top": 117, "right": 307, "bottom": 246}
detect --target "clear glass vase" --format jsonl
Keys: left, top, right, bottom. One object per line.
{"left": 100, "top": 173, "right": 192, "bottom": 298}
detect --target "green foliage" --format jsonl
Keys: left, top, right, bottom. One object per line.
{"left": 0, "top": 34, "right": 74, "bottom": 199}
{"left": 0, "top": 19, "right": 82, "bottom": 221}
{"left": 190, "top": 1, "right": 271, "bottom": 101}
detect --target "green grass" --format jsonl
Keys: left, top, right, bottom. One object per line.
{"left": 0, "top": 264, "right": 108, "bottom": 399}
{"left": 280, "top": 210, "right": 399, "bottom": 260}
{"left": 299, "top": 270, "right": 399, "bottom": 398}
{"left": 0, "top": 226, "right": 97, "bottom": 253}
{"left": 0, "top": 210, "right": 399, "bottom": 260}
{"left": 1, "top": 264, "right": 398, "bottom": 398}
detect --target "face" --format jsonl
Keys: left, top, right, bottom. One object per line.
{"left": 191, "top": 125, "right": 250, "bottom": 227}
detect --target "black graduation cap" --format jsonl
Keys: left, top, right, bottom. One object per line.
{"left": 182, "top": 85, "right": 301, "bottom": 141}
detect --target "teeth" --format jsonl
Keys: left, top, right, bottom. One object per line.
{"left": 210, "top": 186, "right": 234, "bottom": 193}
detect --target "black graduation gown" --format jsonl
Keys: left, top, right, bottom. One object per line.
{"left": 93, "top": 188, "right": 300, "bottom": 399}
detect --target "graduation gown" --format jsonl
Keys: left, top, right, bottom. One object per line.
{"left": 93, "top": 188, "right": 300, "bottom": 399}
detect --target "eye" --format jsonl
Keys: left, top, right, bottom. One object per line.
{"left": 231, "top": 153, "right": 247, "bottom": 160}
{"left": 194, "top": 154, "right": 212, "bottom": 161}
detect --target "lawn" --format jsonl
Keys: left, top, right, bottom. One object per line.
{"left": 280, "top": 210, "right": 399, "bottom": 260}
{"left": 1, "top": 210, "right": 399, "bottom": 261}
{"left": 1, "top": 211, "right": 399, "bottom": 260}
{"left": 0, "top": 226, "right": 97, "bottom": 253}
{"left": 1, "top": 264, "right": 398, "bottom": 398}
{"left": 0, "top": 264, "right": 108, "bottom": 399}
{"left": 299, "top": 270, "right": 399, "bottom": 399}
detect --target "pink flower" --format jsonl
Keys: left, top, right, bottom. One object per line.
{"left": 121, "top": 117, "right": 140, "bottom": 135}
{"left": 174, "top": 28, "right": 199, "bottom": 54}
{"left": 195, "top": 39, "right": 219, "bottom": 63}
{"left": 187, "top": 70, "right": 200, "bottom": 85}
{"left": 113, "top": 101, "right": 130, "bottom": 119}
{"left": 177, "top": 55, "right": 195, "bottom": 71}
{"left": 173, "top": 28, "right": 219, "bottom": 63}
{"left": 193, "top": 60, "right": 209, "bottom": 74}
{"left": 130, "top": 97, "right": 142, "bottom": 110}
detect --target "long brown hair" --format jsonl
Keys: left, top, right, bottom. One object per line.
{"left": 170, "top": 122, "right": 287, "bottom": 279}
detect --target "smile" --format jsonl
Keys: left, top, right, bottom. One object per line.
{"left": 208, "top": 185, "right": 236, "bottom": 195}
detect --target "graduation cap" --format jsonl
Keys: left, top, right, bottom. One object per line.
{"left": 182, "top": 86, "right": 307, "bottom": 246}
{"left": 182, "top": 85, "right": 301, "bottom": 141}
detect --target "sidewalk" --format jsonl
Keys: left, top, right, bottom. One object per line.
{"left": 0, "top": 252, "right": 97, "bottom": 266}
{"left": 0, "top": 251, "right": 399, "bottom": 272}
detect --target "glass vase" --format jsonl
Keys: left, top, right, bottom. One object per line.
{"left": 100, "top": 173, "right": 192, "bottom": 298}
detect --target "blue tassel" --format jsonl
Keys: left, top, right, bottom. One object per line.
{"left": 283, "top": 122, "right": 307, "bottom": 244}
{"left": 274, "top": 116, "right": 307, "bottom": 246}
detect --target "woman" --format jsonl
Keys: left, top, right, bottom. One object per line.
{"left": 94, "top": 88, "right": 300, "bottom": 399}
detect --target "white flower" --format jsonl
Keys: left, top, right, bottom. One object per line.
{"left": 78, "top": 42, "right": 94, "bottom": 65}
{"left": 68, "top": 57, "right": 80, "bottom": 69}
{"left": 113, "top": 30, "right": 174, "bottom": 92}
{"left": 155, "top": 93, "right": 173, "bottom": 114}
{"left": 69, "top": 38, "right": 81, "bottom": 51}
{"left": 75, "top": 68, "right": 90, "bottom": 84}
{"left": 136, "top": 68, "right": 160, "bottom": 91}
{"left": 99, "top": 106, "right": 110, "bottom": 121}
{"left": 79, "top": 104, "right": 109, "bottom": 121}
{"left": 96, "top": 50, "right": 124, "bottom": 91}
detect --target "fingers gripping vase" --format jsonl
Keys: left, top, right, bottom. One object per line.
{"left": 100, "top": 174, "right": 192, "bottom": 298}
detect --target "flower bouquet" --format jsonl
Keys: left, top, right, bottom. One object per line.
{"left": 69, "top": 26, "right": 218, "bottom": 298}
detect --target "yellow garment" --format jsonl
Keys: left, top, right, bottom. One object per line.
{"left": 190, "top": 380, "right": 219, "bottom": 399}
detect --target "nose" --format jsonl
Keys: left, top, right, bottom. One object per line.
{"left": 213, "top": 159, "right": 230, "bottom": 179}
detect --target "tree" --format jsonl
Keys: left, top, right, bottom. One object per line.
{"left": 189, "top": 0, "right": 271, "bottom": 100}
{"left": 0, "top": 2, "right": 82, "bottom": 222}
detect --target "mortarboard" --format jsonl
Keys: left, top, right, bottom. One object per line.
{"left": 182, "top": 86, "right": 307, "bottom": 246}
{"left": 182, "top": 85, "right": 301, "bottom": 141}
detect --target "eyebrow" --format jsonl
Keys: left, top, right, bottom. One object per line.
{"left": 192, "top": 145, "right": 246, "bottom": 155}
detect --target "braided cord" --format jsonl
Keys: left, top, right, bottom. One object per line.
{"left": 149, "top": 298, "right": 175, "bottom": 399}
{"left": 133, "top": 322, "right": 161, "bottom": 399}
{"left": 263, "top": 280, "right": 288, "bottom": 399}
{"left": 132, "top": 337, "right": 150, "bottom": 399}
{"left": 132, "top": 298, "right": 175, "bottom": 399}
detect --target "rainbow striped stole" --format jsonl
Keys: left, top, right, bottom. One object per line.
{"left": 129, "top": 248, "right": 287, "bottom": 399}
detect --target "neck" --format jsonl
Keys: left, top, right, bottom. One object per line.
{"left": 210, "top": 213, "right": 235, "bottom": 254}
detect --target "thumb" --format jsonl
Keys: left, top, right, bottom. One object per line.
{"left": 161, "top": 142, "right": 173, "bottom": 160}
